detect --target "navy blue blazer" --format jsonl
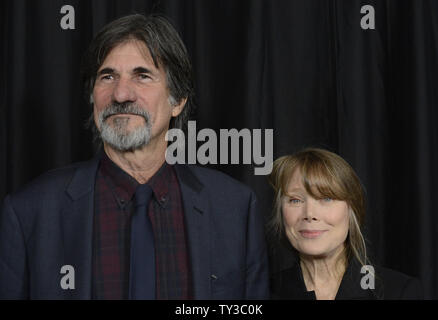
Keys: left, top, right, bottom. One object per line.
{"left": 0, "top": 154, "right": 269, "bottom": 299}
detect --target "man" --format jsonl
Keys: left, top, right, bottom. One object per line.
{"left": 0, "top": 14, "right": 269, "bottom": 299}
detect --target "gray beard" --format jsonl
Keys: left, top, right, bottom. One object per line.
{"left": 97, "top": 103, "right": 152, "bottom": 152}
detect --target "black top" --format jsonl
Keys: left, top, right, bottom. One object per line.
{"left": 270, "top": 243, "right": 423, "bottom": 300}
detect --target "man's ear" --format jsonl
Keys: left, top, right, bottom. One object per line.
{"left": 171, "top": 97, "right": 187, "bottom": 117}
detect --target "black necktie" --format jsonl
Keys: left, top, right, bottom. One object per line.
{"left": 129, "top": 183, "right": 155, "bottom": 299}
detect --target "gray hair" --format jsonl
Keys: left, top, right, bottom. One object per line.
{"left": 81, "top": 13, "right": 195, "bottom": 132}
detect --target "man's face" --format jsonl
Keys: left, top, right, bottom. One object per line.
{"left": 92, "top": 40, "right": 185, "bottom": 152}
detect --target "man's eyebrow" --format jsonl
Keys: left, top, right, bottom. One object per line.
{"left": 96, "top": 66, "right": 154, "bottom": 77}
{"left": 132, "top": 67, "right": 153, "bottom": 74}
{"left": 97, "top": 67, "right": 115, "bottom": 76}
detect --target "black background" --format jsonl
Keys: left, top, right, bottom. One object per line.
{"left": 1, "top": 0, "right": 438, "bottom": 299}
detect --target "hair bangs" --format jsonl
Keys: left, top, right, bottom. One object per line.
{"left": 300, "top": 156, "right": 347, "bottom": 201}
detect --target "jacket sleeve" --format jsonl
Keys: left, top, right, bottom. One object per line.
{"left": 244, "top": 191, "right": 269, "bottom": 299}
{"left": 0, "top": 195, "right": 29, "bottom": 299}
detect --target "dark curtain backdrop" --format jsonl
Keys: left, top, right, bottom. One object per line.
{"left": 1, "top": 0, "right": 438, "bottom": 299}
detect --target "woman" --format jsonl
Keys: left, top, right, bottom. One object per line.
{"left": 268, "top": 148, "right": 423, "bottom": 300}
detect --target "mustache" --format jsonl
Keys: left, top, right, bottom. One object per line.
{"left": 100, "top": 102, "right": 149, "bottom": 122}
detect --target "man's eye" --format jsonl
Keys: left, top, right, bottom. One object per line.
{"left": 137, "top": 74, "right": 150, "bottom": 80}
{"left": 100, "top": 75, "right": 113, "bottom": 81}
{"left": 322, "top": 198, "right": 333, "bottom": 202}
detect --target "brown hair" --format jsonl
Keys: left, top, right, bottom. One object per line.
{"left": 268, "top": 148, "right": 368, "bottom": 266}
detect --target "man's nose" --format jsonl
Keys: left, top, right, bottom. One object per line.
{"left": 112, "top": 78, "right": 137, "bottom": 103}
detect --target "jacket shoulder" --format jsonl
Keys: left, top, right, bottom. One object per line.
{"left": 377, "top": 266, "right": 423, "bottom": 299}
{"left": 6, "top": 161, "right": 89, "bottom": 209}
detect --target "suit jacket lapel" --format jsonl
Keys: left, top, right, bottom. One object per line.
{"left": 174, "top": 165, "right": 211, "bottom": 299}
{"left": 59, "top": 158, "right": 211, "bottom": 299}
{"left": 62, "top": 154, "right": 100, "bottom": 299}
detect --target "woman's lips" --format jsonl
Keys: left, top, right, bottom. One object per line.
{"left": 299, "top": 230, "right": 327, "bottom": 239}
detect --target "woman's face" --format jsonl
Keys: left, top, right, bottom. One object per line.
{"left": 282, "top": 169, "right": 350, "bottom": 258}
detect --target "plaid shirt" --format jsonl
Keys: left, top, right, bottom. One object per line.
{"left": 92, "top": 151, "right": 192, "bottom": 299}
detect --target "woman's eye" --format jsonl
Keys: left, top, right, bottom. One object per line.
{"left": 289, "top": 198, "right": 302, "bottom": 204}
{"left": 322, "top": 198, "right": 333, "bottom": 202}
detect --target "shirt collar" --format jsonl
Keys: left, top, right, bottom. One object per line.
{"left": 147, "top": 159, "right": 172, "bottom": 208}
{"left": 100, "top": 150, "right": 171, "bottom": 207}
{"left": 100, "top": 150, "right": 138, "bottom": 205}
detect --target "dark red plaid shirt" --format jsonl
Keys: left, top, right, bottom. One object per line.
{"left": 92, "top": 151, "right": 192, "bottom": 299}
